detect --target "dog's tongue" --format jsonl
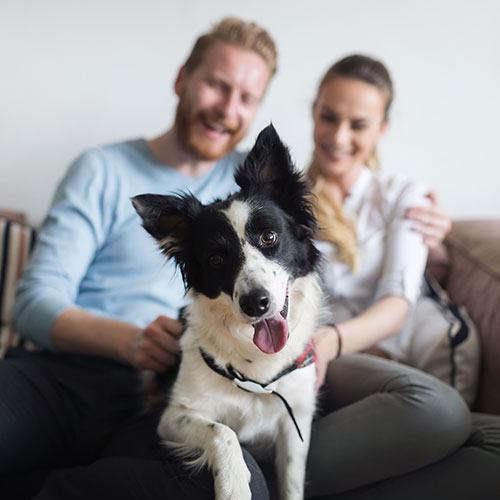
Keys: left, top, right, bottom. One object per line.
{"left": 253, "top": 313, "right": 288, "bottom": 354}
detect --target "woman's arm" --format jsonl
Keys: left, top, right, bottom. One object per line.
{"left": 315, "top": 295, "right": 409, "bottom": 387}
{"left": 315, "top": 177, "right": 431, "bottom": 387}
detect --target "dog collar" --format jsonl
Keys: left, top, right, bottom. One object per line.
{"left": 198, "top": 339, "right": 316, "bottom": 442}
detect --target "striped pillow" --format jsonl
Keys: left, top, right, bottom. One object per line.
{"left": 0, "top": 217, "right": 37, "bottom": 357}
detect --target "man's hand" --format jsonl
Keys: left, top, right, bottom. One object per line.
{"left": 126, "top": 315, "right": 182, "bottom": 372}
{"left": 314, "top": 326, "right": 340, "bottom": 390}
{"left": 405, "top": 191, "right": 452, "bottom": 249}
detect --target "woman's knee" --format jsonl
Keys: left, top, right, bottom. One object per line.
{"left": 383, "top": 365, "right": 471, "bottom": 456}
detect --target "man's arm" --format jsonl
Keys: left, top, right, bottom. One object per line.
{"left": 52, "top": 309, "right": 181, "bottom": 372}
{"left": 12, "top": 152, "right": 111, "bottom": 349}
{"left": 406, "top": 191, "right": 452, "bottom": 248}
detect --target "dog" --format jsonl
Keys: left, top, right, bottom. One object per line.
{"left": 132, "top": 124, "right": 321, "bottom": 500}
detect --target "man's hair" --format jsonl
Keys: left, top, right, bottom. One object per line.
{"left": 183, "top": 17, "right": 277, "bottom": 77}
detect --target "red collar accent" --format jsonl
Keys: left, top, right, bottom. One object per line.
{"left": 294, "top": 338, "right": 316, "bottom": 368}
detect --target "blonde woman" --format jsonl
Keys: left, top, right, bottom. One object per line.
{"left": 304, "top": 55, "right": 500, "bottom": 499}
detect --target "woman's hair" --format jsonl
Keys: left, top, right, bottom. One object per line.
{"left": 183, "top": 17, "right": 277, "bottom": 77}
{"left": 307, "top": 54, "right": 393, "bottom": 270}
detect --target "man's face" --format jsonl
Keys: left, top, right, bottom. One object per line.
{"left": 174, "top": 42, "right": 271, "bottom": 161}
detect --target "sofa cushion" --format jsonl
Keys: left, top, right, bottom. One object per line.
{"left": 0, "top": 216, "right": 37, "bottom": 357}
{"left": 427, "top": 242, "right": 451, "bottom": 287}
{"left": 444, "top": 220, "right": 500, "bottom": 414}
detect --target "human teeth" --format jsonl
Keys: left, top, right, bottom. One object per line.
{"left": 325, "top": 148, "right": 350, "bottom": 156}
{"left": 205, "top": 120, "right": 226, "bottom": 133}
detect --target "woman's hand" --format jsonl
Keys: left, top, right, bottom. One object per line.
{"left": 406, "top": 191, "right": 452, "bottom": 249}
{"left": 314, "top": 326, "right": 340, "bottom": 390}
{"left": 126, "top": 315, "right": 182, "bottom": 372}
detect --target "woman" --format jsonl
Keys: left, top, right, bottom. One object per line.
{"left": 305, "top": 55, "right": 500, "bottom": 499}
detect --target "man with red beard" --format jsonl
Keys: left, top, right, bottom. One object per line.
{"left": 2, "top": 18, "right": 275, "bottom": 500}
{"left": 148, "top": 22, "right": 273, "bottom": 175}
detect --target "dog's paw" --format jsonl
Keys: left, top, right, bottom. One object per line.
{"left": 214, "top": 477, "right": 251, "bottom": 500}
{"left": 283, "top": 485, "right": 304, "bottom": 500}
{"left": 213, "top": 463, "right": 251, "bottom": 500}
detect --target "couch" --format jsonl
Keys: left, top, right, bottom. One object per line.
{"left": 426, "top": 219, "right": 500, "bottom": 415}
{"left": 1, "top": 213, "right": 499, "bottom": 414}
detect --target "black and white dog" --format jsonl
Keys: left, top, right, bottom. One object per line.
{"left": 133, "top": 125, "right": 321, "bottom": 500}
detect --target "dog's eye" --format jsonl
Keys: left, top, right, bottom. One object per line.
{"left": 260, "top": 230, "right": 278, "bottom": 246}
{"left": 209, "top": 254, "right": 223, "bottom": 267}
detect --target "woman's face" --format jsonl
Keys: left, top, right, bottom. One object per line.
{"left": 312, "top": 76, "right": 388, "bottom": 182}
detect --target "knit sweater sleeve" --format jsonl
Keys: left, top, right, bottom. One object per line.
{"left": 12, "top": 150, "right": 115, "bottom": 349}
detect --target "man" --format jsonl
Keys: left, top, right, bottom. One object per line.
{"left": 2, "top": 18, "right": 275, "bottom": 500}
{"left": 13, "top": 18, "right": 275, "bottom": 375}
{"left": 1, "top": 16, "right": 455, "bottom": 500}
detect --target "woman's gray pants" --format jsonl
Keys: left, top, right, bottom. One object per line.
{"left": 306, "top": 354, "right": 500, "bottom": 499}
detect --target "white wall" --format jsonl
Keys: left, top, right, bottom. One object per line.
{"left": 1, "top": 0, "right": 499, "bottom": 224}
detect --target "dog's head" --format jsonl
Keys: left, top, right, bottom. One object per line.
{"left": 133, "top": 124, "right": 320, "bottom": 354}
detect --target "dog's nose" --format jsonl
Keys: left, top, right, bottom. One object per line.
{"left": 239, "top": 289, "right": 270, "bottom": 318}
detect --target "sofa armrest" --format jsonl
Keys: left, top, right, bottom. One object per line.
{"left": 443, "top": 220, "right": 500, "bottom": 414}
{"left": 0, "top": 216, "right": 37, "bottom": 357}
{"left": 0, "top": 208, "right": 27, "bottom": 225}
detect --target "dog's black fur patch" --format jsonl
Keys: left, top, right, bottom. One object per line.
{"left": 132, "top": 124, "right": 320, "bottom": 299}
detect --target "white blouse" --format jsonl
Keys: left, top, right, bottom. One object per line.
{"left": 315, "top": 167, "right": 430, "bottom": 359}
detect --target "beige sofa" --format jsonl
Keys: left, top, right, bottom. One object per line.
{"left": 1, "top": 213, "right": 499, "bottom": 414}
{"left": 427, "top": 220, "right": 500, "bottom": 414}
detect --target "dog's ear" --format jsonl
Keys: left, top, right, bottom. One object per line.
{"left": 131, "top": 193, "right": 202, "bottom": 260}
{"left": 235, "top": 124, "right": 318, "bottom": 234}
{"left": 235, "top": 123, "right": 292, "bottom": 192}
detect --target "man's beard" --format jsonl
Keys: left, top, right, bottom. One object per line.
{"left": 175, "top": 96, "right": 245, "bottom": 161}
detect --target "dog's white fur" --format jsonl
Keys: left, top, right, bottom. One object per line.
{"left": 157, "top": 200, "right": 320, "bottom": 500}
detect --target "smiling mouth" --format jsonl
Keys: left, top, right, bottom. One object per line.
{"left": 200, "top": 116, "right": 237, "bottom": 138}
{"left": 322, "top": 146, "right": 352, "bottom": 159}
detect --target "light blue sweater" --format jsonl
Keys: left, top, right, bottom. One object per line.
{"left": 13, "top": 139, "right": 244, "bottom": 349}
